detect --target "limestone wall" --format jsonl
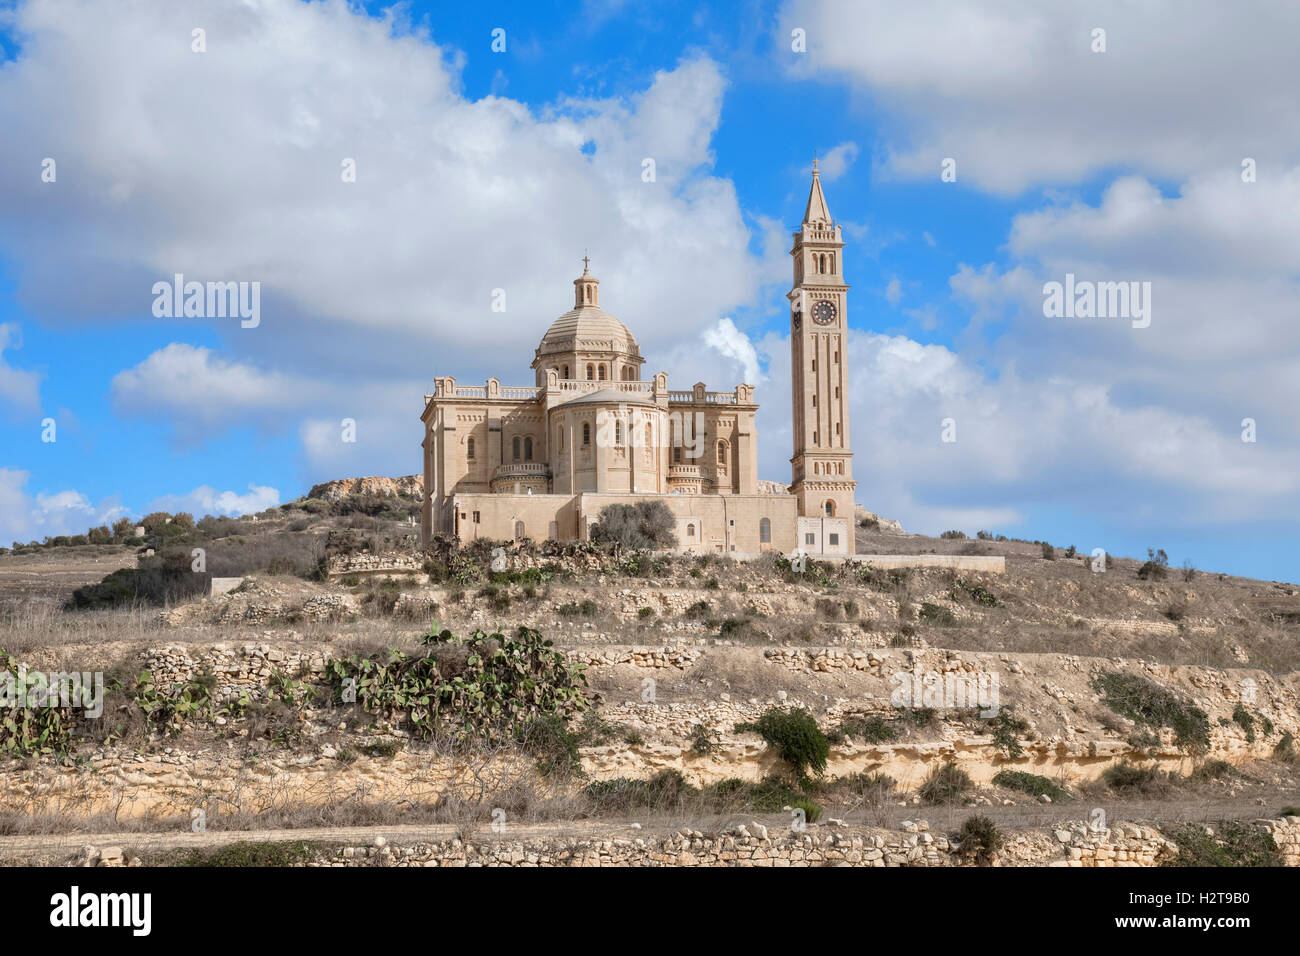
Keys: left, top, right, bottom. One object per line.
{"left": 297, "top": 817, "right": 1300, "bottom": 868}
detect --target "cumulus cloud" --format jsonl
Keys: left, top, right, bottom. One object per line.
{"left": 0, "top": 0, "right": 764, "bottom": 373}
{"left": 743, "top": 327, "right": 1297, "bottom": 536}
{"left": 145, "top": 483, "right": 280, "bottom": 518}
{"left": 109, "top": 343, "right": 313, "bottom": 442}
{"left": 0, "top": 468, "right": 125, "bottom": 545}
{"left": 780, "top": 0, "right": 1300, "bottom": 193}
{"left": 702, "top": 318, "right": 764, "bottom": 385}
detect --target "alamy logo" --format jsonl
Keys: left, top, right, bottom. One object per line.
{"left": 1042, "top": 273, "right": 1151, "bottom": 328}
{"left": 49, "top": 887, "right": 151, "bottom": 936}
{"left": 0, "top": 667, "right": 103, "bottom": 718}
{"left": 152, "top": 273, "right": 260, "bottom": 328}
{"left": 890, "top": 668, "right": 1000, "bottom": 717}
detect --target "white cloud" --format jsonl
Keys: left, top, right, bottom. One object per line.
{"left": 0, "top": 323, "right": 41, "bottom": 414}
{"left": 146, "top": 484, "right": 280, "bottom": 518}
{"left": 818, "top": 141, "right": 858, "bottom": 181}
{"left": 109, "top": 343, "right": 312, "bottom": 442}
{"left": 884, "top": 278, "right": 902, "bottom": 305}
{"left": 702, "top": 318, "right": 764, "bottom": 385}
{"left": 781, "top": 0, "right": 1300, "bottom": 193}
{"left": 0, "top": 469, "right": 124, "bottom": 545}
{"left": 746, "top": 329, "right": 1298, "bottom": 536}
{"left": 0, "top": 0, "right": 764, "bottom": 370}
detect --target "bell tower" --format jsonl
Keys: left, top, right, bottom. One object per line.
{"left": 789, "top": 159, "right": 856, "bottom": 520}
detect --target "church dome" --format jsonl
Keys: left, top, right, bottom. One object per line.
{"left": 537, "top": 307, "right": 639, "bottom": 359}
{"left": 532, "top": 262, "right": 645, "bottom": 382}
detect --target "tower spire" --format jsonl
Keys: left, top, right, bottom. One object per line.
{"left": 803, "top": 157, "right": 832, "bottom": 225}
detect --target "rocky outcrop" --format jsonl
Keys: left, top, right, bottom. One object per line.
{"left": 307, "top": 475, "right": 423, "bottom": 502}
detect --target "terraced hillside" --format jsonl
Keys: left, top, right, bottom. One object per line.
{"left": 1, "top": 493, "right": 1297, "bottom": 867}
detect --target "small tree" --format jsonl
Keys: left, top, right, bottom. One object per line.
{"left": 1137, "top": 548, "right": 1169, "bottom": 580}
{"left": 590, "top": 501, "right": 677, "bottom": 552}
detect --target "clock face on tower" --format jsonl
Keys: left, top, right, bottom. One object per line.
{"left": 812, "top": 299, "right": 837, "bottom": 325}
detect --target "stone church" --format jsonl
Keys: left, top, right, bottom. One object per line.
{"left": 421, "top": 162, "right": 855, "bottom": 555}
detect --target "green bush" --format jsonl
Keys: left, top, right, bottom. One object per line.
{"left": 919, "top": 762, "right": 973, "bottom": 804}
{"left": 989, "top": 710, "right": 1030, "bottom": 759}
{"left": 1231, "top": 704, "right": 1257, "bottom": 743}
{"left": 991, "top": 770, "right": 1069, "bottom": 801}
{"left": 1163, "top": 822, "right": 1283, "bottom": 867}
{"left": 328, "top": 626, "right": 587, "bottom": 750}
{"left": 1090, "top": 671, "right": 1210, "bottom": 754}
{"left": 583, "top": 770, "right": 692, "bottom": 813}
{"left": 1137, "top": 548, "right": 1169, "bottom": 581}
{"left": 734, "top": 707, "right": 829, "bottom": 785}
{"left": 957, "top": 815, "right": 1002, "bottom": 866}
{"left": 792, "top": 797, "right": 822, "bottom": 824}
{"left": 839, "top": 715, "right": 897, "bottom": 744}
{"left": 918, "top": 602, "right": 956, "bottom": 626}
{"left": 1101, "top": 760, "right": 1176, "bottom": 796}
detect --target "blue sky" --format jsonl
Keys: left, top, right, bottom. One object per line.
{"left": 1, "top": 0, "right": 1297, "bottom": 582}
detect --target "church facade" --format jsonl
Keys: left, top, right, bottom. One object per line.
{"left": 420, "top": 163, "right": 856, "bottom": 555}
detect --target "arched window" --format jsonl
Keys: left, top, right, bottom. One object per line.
{"left": 829, "top": 253, "right": 835, "bottom": 273}
{"left": 524, "top": 437, "right": 533, "bottom": 461}
{"left": 557, "top": 426, "right": 564, "bottom": 451}
{"left": 717, "top": 440, "right": 726, "bottom": 464}
{"left": 562, "top": 365, "right": 570, "bottom": 379}
{"left": 673, "top": 445, "right": 681, "bottom": 463}
{"left": 759, "top": 517, "right": 771, "bottom": 543}
{"left": 644, "top": 423, "right": 653, "bottom": 448}
{"left": 812, "top": 394, "right": 817, "bottom": 407}
{"left": 586, "top": 364, "right": 594, "bottom": 380}
{"left": 614, "top": 420, "right": 622, "bottom": 446}
{"left": 598, "top": 364, "right": 607, "bottom": 381}
{"left": 512, "top": 437, "right": 521, "bottom": 460}
{"left": 548, "top": 521, "right": 558, "bottom": 540}
{"left": 466, "top": 437, "right": 476, "bottom": 460}
{"left": 514, "top": 520, "right": 525, "bottom": 539}
{"left": 814, "top": 462, "right": 820, "bottom": 475}
{"left": 582, "top": 422, "right": 591, "bottom": 445}
{"left": 686, "top": 523, "right": 695, "bottom": 537}
{"left": 824, "top": 500, "right": 835, "bottom": 517}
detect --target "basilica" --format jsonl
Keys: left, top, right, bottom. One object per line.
{"left": 420, "top": 162, "right": 856, "bottom": 555}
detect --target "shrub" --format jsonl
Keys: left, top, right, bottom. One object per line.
{"left": 918, "top": 602, "right": 956, "bottom": 626}
{"left": 792, "top": 797, "right": 822, "bottom": 824}
{"left": 989, "top": 710, "right": 1030, "bottom": 759}
{"left": 734, "top": 708, "right": 829, "bottom": 784}
{"left": 919, "top": 762, "right": 973, "bottom": 804}
{"left": 1137, "top": 548, "right": 1169, "bottom": 580}
{"left": 992, "top": 770, "right": 1069, "bottom": 801}
{"left": 173, "top": 841, "right": 322, "bottom": 868}
{"left": 1231, "top": 704, "right": 1256, "bottom": 743}
{"left": 1040, "top": 541, "right": 1055, "bottom": 560}
{"left": 1102, "top": 760, "right": 1175, "bottom": 796}
{"left": 839, "top": 715, "right": 897, "bottom": 744}
{"left": 328, "top": 626, "right": 587, "bottom": 750}
{"left": 1189, "top": 759, "right": 1237, "bottom": 782}
{"left": 689, "top": 722, "right": 719, "bottom": 755}
{"left": 1274, "top": 733, "right": 1298, "bottom": 764}
{"left": 1090, "top": 671, "right": 1210, "bottom": 754}
{"left": 583, "top": 769, "right": 693, "bottom": 813}
{"left": 637, "top": 606, "right": 655, "bottom": 619}
{"left": 1163, "top": 822, "right": 1283, "bottom": 867}
{"left": 957, "top": 815, "right": 1002, "bottom": 866}
{"left": 589, "top": 501, "right": 677, "bottom": 552}
{"left": 939, "top": 530, "right": 966, "bottom": 539}
{"left": 68, "top": 564, "right": 211, "bottom": 609}
{"left": 683, "top": 600, "right": 712, "bottom": 619}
